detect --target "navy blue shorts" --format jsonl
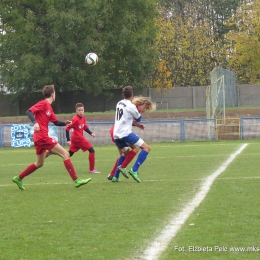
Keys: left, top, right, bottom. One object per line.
{"left": 115, "top": 133, "right": 140, "bottom": 149}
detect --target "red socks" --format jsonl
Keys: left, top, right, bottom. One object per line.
{"left": 19, "top": 163, "right": 37, "bottom": 179}
{"left": 89, "top": 152, "right": 95, "bottom": 171}
{"left": 64, "top": 159, "right": 78, "bottom": 180}
{"left": 109, "top": 158, "right": 119, "bottom": 177}
{"left": 19, "top": 160, "right": 78, "bottom": 181}
{"left": 121, "top": 150, "right": 137, "bottom": 168}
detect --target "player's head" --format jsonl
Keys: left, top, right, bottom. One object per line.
{"left": 122, "top": 86, "right": 133, "bottom": 99}
{"left": 42, "top": 85, "right": 55, "bottom": 101}
{"left": 132, "top": 96, "right": 156, "bottom": 113}
{"left": 75, "top": 103, "right": 84, "bottom": 117}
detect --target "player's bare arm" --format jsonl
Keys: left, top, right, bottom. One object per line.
{"left": 133, "top": 120, "right": 145, "bottom": 130}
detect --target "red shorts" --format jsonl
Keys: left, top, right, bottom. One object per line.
{"left": 34, "top": 137, "right": 58, "bottom": 155}
{"left": 69, "top": 138, "right": 92, "bottom": 153}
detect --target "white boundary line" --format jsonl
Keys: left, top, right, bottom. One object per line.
{"left": 1, "top": 174, "right": 260, "bottom": 188}
{"left": 139, "top": 143, "right": 248, "bottom": 260}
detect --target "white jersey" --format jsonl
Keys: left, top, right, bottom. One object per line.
{"left": 113, "top": 99, "right": 141, "bottom": 139}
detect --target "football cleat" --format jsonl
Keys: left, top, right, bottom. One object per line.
{"left": 12, "top": 176, "right": 25, "bottom": 190}
{"left": 107, "top": 175, "right": 113, "bottom": 180}
{"left": 117, "top": 166, "right": 129, "bottom": 178}
{"left": 74, "top": 178, "right": 91, "bottom": 188}
{"left": 112, "top": 177, "right": 119, "bottom": 182}
{"left": 129, "top": 168, "right": 141, "bottom": 183}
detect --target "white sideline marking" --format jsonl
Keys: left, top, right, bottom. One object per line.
{"left": 1, "top": 175, "right": 260, "bottom": 188}
{"left": 139, "top": 143, "right": 248, "bottom": 260}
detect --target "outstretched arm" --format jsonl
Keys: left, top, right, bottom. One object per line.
{"left": 53, "top": 120, "right": 72, "bottom": 126}
{"left": 84, "top": 128, "right": 95, "bottom": 138}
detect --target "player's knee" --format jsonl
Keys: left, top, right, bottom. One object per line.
{"left": 88, "top": 147, "right": 95, "bottom": 153}
{"left": 36, "top": 162, "right": 44, "bottom": 168}
{"left": 132, "top": 146, "right": 139, "bottom": 153}
{"left": 142, "top": 143, "right": 150, "bottom": 153}
{"left": 63, "top": 150, "right": 70, "bottom": 159}
{"left": 122, "top": 147, "right": 128, "bottom": 154}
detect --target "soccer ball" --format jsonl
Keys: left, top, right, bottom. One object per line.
{"left": 85, "top": 53, "right": 98, "bottom": 66}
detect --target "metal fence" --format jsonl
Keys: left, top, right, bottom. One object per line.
{"left": 0, "top": 118, "right": 259, "bottom": 147}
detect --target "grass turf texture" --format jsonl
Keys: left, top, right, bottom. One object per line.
{"left": 0, "top": 141, "right": 259, "bottom": 259}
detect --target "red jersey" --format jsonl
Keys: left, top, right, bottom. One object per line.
{"left": 66, "top": 114, "right": 89, "bottom": 141}
{"left": 109, "top": 125, "right": 115, "bottom": 143}
{"left": 29, "top": 99, "right": 58, "bottom": 142}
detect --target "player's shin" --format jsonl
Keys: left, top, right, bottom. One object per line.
{"left": 114, "top": 155, "right": 125, "bottom": 179}
{"left": 132, "top": 150, "right": 148, "bottom": 172}
{"left": 19, "top": 163, "right": 37, "bottom": 179}
{"left": 120, "top": 150, "right": 137, "bottom": 168}
{"left": 64, "top": 159, "right": 78, "bottom": 180}
{"left": 89, "top": 152, "right": 95, "bottom": 171}
{"left": 110, "top": 158, "right": 119, "bottom": 177}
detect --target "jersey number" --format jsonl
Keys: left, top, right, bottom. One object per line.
{"left": 116, "top": 108, "right": 123, "bottom": 121}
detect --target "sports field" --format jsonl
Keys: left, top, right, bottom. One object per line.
{"left": 0, "top": 141, "right": 259, "bottom": 260}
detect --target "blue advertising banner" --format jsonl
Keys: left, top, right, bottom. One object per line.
{"left": 11, "top": 124, "right": 58, "bottom": 148}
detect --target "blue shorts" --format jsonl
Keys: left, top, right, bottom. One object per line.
{"left": 115, "top": 133, "right": 140, "bottom": 149}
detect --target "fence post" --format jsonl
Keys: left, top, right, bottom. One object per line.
{"left": 0, "top": 125, "right": 3, "bottom": 147}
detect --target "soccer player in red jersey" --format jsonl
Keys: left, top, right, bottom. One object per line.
{"left": 65, "top": 103, "right": 101, "bottom": 174}
{"left": 107, "top": 125, "right": 122, "bottom": 180}
{"left": 12, "top": 85, "right": 91, "bottom": 190}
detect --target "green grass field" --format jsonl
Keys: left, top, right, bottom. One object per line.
{"left": 0, "top": 141, "right": 260, "bottom": 260}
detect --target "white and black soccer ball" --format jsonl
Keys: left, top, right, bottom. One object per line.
{"left": 85, "top": 52, "right": 98, "bottom": 66}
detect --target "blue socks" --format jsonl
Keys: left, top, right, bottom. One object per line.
{"left": 114, "top": 155, "right": 125, "bottom": 178}
{"left": 132, "top": 150, "right": 148, "bottom": 172}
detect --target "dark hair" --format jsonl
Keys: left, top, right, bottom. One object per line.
{"left": 42, "top": 85, "right": 55, "bottom": 98}
{"left": 122, "top": 86, "right": 133, "bottom": 99}
{"left": 75, "top": 103, "right": 84, "bottom": 109}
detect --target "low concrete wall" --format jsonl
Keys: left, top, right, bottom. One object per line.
{"left": 147, "top": 87, "right": 206, "bottom": 109}
{"left": 0, "top": 84, "right": 259, "bottom": 116}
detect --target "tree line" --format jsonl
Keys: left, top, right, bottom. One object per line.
{"left": 0, "top": 0, "right": 259, "bottom": 107}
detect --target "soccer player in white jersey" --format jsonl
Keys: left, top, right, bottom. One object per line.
{"left": 113, "top": 86, "right": 156, "bottom": 183}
